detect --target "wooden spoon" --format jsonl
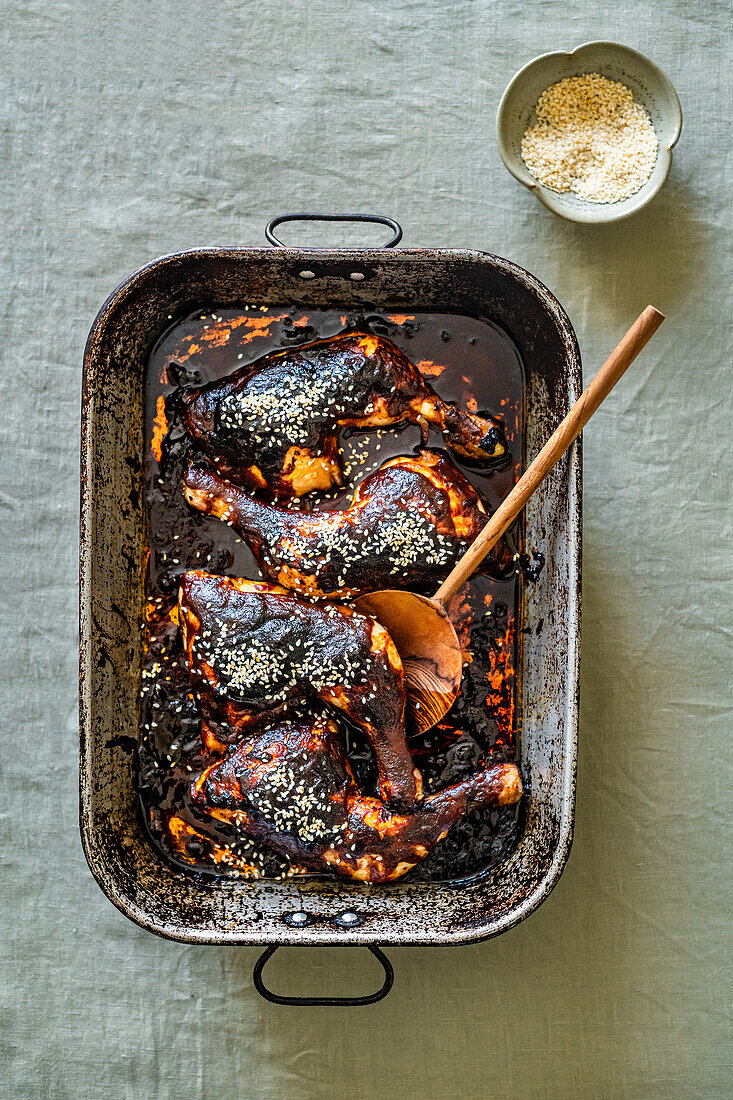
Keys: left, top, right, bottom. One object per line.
{"left": 355, "top": 306, "right": 665, "bottom": 734}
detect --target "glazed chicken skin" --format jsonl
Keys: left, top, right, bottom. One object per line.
{"left": 192, "top": 718, "right": 523, "bottom": 883}
{"left": 178, "top": 571, "right": 420, "bottom": 805}
{"left": 183, "top": 451, "right": 513, "bottom": 599}
{"left": 179, "top": 333, "right": 507, "bottom": 497}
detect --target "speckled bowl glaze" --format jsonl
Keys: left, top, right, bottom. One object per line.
{"left": 496, "top": 42, "right": 683, "bottom": 224}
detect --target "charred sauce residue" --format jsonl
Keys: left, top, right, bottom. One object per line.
{"left": 140, "top": 308, "right": 529, "bottom": 883}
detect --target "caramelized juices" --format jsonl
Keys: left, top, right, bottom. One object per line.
{"left": 140, "top": 308, "right": 525, "bottom": 882}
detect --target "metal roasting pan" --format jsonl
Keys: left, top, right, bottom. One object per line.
{"left": 80, "top": 215, "right": 581, "bottom": 1005}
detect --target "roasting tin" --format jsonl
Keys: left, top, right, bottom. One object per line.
{"left": 80, "top": 217, "right": 581, "bottom": 993}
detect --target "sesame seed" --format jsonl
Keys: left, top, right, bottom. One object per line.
{"left": 521, "top": 74, "right": 658, "bottom": 204}
{"left": 268, "top": 508, "right": 460, "bottom": 590}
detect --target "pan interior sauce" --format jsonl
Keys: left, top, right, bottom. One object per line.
{"left": 141, "top": 307, "right": 527, "bottom": 883}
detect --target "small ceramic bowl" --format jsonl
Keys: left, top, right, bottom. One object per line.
{"left": 496, "top": 42, "right": 682, "bottom": 223}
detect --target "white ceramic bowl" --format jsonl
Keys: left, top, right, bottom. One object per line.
{"left": 496, "top": 42, "right": 683, "bottom": 224}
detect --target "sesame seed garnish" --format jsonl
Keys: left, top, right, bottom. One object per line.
{"left": 521, "top": 74, "right": 658, "bottom": 204}
{"left": 191, "top": 603, "right": 386, "bottom": 707}
{"left": 266, "top": 508, "right": 459, "bottom": 587}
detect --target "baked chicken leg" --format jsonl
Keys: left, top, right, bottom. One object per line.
{"left": 183, "top": 451, "right": 513, "bottom": 599}
{"left": 192, "top": 718, "right": 523, "bottom": 883}
{"left": 179, "top": 333, "right": 507, "bottom": 497}
{"left": 178, "top": 571, "right": 420, "bottom": 804}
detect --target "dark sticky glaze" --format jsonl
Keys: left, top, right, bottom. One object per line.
{"left": 192, "top": 718, "right": 523, "bottom": 883}
{"left": 179, "top": 333, "right": 507, "bottom": 497}
{"left": 183, "top": 450, "right": 514, "bottom": 600}
{"left": 178, "top": 571, "right": 418, "bottom": 806}
{"left": 141, "top": 307, "right": 527, "bottom": 882}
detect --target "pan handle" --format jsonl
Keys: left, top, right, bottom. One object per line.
{"left": 265, "top": 213, "right": 403, "bottom": 249}
{"left": 252, "top": 945, "right": 394, "bottom": 1006}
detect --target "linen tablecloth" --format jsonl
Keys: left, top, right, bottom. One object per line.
{"left": 2, "top": 2, "right": 730, "bottom": 1096}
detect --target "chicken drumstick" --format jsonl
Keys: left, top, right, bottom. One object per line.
{"left": 183, "top": 451, "right": 513, "bottom": 599}
{"left": 192, "top": 717, "right": 523, "bottom": 883}
{"left": 179, "top": 333, "right": 507, "bottom": 497}
{"left": 178, "top": 571, "right": 420, "bottom": 805}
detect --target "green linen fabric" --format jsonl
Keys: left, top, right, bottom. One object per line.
{"left": 1, "top": 2, "right": 730, "bottom": 1097}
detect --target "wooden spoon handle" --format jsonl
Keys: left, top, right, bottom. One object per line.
{"left": 434, "top": 305, "right": 665, "bottom": 605}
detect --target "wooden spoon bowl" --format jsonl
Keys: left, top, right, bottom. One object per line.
{"left": 354, "top": 590, "right": 462, "bottom": 735}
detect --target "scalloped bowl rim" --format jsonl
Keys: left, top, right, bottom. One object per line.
{"left": 496, "top": 41, "right": 683, "bottom": 224}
